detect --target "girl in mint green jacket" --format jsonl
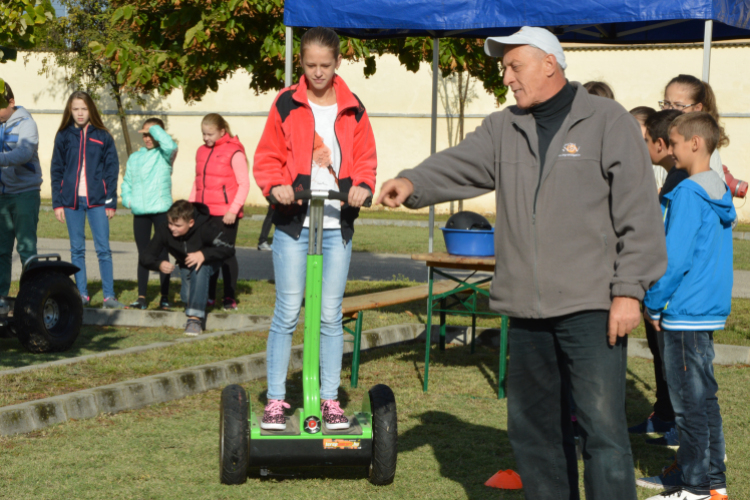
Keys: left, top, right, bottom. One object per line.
{"left": 121, "top": 117, "right": 177, "bottom": 309}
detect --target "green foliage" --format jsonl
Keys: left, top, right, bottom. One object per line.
{"left": 0, "top": 0, "right": 54, "bottom": 106}
{"left": 98, "top": 0, "right": 507, "bottom": 105}
{"left": 39, "top": 0, "right": 146, "bottom": 154}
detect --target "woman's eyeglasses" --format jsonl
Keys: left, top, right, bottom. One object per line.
{"left": 658, "top": 101, "right": 698, "bottom": 111}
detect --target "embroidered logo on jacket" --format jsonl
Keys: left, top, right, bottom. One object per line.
{"left": 560, "top": 143, "right": 581, "bottom": 158}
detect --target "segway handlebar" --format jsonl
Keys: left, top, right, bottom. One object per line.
{"left": 268, "top": 189, "right": 372, "bottom": 208}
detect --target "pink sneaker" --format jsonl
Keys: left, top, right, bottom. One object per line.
{"left": 322, "top": 399, "right": 350, "bottom": 430}
{"left": 261, "top": 399, "right": 290, "bottom": 430}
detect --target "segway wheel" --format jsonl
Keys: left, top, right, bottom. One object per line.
{"left": 220, "top": 384, "right": 249, "bottom": 485}
{"left": 368, "top": 384, "right": 398, "bottom": 485}
{"left": 15, "top": 272, "right": 83, "bottom": 353}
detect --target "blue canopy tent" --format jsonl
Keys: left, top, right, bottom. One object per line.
{"left": 282, "top": 0, "right": 750, "bottom": 250}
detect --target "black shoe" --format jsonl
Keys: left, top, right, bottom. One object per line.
{"left": 128, "top": 298, "right": 147, "bottom": 310}
{"left": 159, "top": 296, "right": 171, "bottom": 310}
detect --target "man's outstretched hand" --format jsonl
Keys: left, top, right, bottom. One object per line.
{"left": 376, "top": 178, "right": 414, "bottom": 208}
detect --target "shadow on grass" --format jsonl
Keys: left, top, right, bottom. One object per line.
{"left": 0, "top": 326, "right": 130, "bottom": 369}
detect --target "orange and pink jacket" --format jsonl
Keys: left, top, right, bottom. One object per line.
{"left": 253, "top": 75, "right": 377, "bottom": 242}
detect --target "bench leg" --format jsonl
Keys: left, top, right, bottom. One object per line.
{"left": 350, "top": 312, "right": 363, "bottom": 389}
{"left": 439, "top": 298, "right": 446, "bottom": 351}
{"left": 423, "top": 267, "right": 435, "bottom": 393}
{"left": 498, "top": 315, "right": 509, "bottom": 399}
{"left": 471, "top": 313, "right": 477, "bottom": 354}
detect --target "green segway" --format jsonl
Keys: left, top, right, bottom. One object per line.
{"left": 219, "top": 189, "right": 397, "bottom": 486}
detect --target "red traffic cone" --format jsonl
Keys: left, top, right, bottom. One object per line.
{"left": 484, "top": 469, "right": 523, "bottom": 489}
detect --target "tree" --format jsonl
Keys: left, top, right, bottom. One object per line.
{"left": 39, "top": 0, "right": 145, "bottom": 155}
{"left": 1, "top": 0, "right": 54, "bottom": 107}
{"left": 92, "top": 0, "right": 505, "bottom": 108}
{"left": 91, "top": 0, "right": 376, "bottom": 102}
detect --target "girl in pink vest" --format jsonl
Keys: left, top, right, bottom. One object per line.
{"left": 189, "top": 113, "right": 250, "bottom": 309}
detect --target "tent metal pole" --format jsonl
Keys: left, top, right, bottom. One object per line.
{"left": 429, "top": 37, "right": 439, "bottom": 253}
{"left": 285, "top": 26, "right": 293, "bottom": 88}
{"left": 702, "top": 20, "right": 713, "bottom": 82}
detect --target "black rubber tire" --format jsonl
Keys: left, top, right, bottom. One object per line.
{"left": 220, "top": 384, "right": 249, "bottom": 485}
{"left": 15, "top": 272, "right": 83, "bottom": 353}
{"left": 368, "top": 384, "right": 398, "bottom": 485}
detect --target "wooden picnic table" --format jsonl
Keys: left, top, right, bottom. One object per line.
{"left": 411, "top": 252, "right": 509, "bottom": 398}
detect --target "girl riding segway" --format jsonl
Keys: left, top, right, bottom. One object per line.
{"left": 253, "top": 26, "right": 377, "bottom": 431}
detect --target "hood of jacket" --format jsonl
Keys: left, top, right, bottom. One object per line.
{"left": 664, "top": 173, "right": 736, "bottom": 226}
{"left": 5, "top": 106, "right": 33, "bottom": 127}
{"left": 180, "top": 202, "right": 212, "bottom": 240}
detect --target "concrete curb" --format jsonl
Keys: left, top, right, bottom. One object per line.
{"left": 2, "top": 323, "right": 747, "bottom": 436}
{"left": 82, "top": 308, "right": 270, "bottom": 331}
{"left": 732, "top": 231, "right": 750, "bottom": 240}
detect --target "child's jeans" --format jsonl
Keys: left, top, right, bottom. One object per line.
{"left": 179, "top": 262, "right": 219, "bottom": 319}
{"left": 663, "top": 330, "right": 727, "bottom": 489}
{"left": 64, "top": 197, "right": 114, "bottom": 298}
{"left": 265, "top": 228, "right": 352, "bottom": 402}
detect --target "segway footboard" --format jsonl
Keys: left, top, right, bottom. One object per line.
{"left": 248, "top": 409, "right": 373, "bottom": 468}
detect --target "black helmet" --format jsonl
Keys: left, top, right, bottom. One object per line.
{"left": 445, "top": 211, "right": 492, "bottom": 231}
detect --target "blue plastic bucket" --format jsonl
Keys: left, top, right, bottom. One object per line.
{"left": 440, "top": 228, "right": 495, "bottom": 257}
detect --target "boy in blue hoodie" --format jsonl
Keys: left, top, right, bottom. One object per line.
{"left": 0, "top": 83, "right": 42, "bottom": 296}
{"left": 639, "top": 112, "right": 734, "bottom": 500}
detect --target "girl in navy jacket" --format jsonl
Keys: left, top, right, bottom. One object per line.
{"left": 51, "top": 91, "right": 123, "bottom": 308}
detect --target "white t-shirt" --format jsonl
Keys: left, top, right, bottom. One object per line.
{"left": 304, "top": 101, "right": 342, "bottom": 229}
{"left": 653, "top": 165, "right": 667, "bottom": 191}
{"left": 710, "top": 149, "right": 727, "bottom": 185}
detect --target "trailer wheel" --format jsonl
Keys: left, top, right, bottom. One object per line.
{"left": 368, "top": 384, "right": 397, "bottom": 485}
{"left": 220, "top": 384, "right": 249, "bottom": 485}
{"left": 15, "top": 272, "right": 82, "bottom": 353}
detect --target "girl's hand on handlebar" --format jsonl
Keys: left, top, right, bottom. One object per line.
{"left": 346, "top": 186, "right": 372, "bottom": 208}
{"left": 270, "top": 185, "right": 301, "bottom": 205}
{"left": 54, "top": 207, "right": 66, "bottom": 223}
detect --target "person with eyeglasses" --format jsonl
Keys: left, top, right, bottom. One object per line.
{"left": 660, "top": 75, "right": 729, "bottom": 184}
{"left": 121, "top": 117, "right": 178, "bottom": 310}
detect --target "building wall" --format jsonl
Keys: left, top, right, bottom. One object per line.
{"left": 4, "top": 44, "right": 750, "bottom": 219}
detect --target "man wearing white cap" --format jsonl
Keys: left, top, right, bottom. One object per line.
{"left": 377, "top": 27, "right": 667, "bottom": 500}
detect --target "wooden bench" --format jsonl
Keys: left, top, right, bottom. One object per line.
{"left": 341, "top": 280, "right": 486, "bottom": 388}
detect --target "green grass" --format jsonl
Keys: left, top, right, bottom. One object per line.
{"left": 0, "top": 325, "right": 184, "bottom": 370}
{"left": 734, "top": 239, "right": 750, "bottom": 270}
{"left": 37, "top": 210, "right": 448, "bottom": 254}
{"left": 0, "top": 345, "right": 748, "bottom": 499}
{"left": 0, "top": 327, "right": 294, "bottom": 408}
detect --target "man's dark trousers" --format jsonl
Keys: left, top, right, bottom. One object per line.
{"left": 0, "top": 190, "right": 40, "bottom": 296}
{"left": 507, "top": 310, "right": 637, "bottom": 500}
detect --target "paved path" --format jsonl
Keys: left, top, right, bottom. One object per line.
{"left": 13, "top": 238, "right": 476, "bottom": 283}
{"left": 14, "top": 239, "right": 750, "bottom": 297}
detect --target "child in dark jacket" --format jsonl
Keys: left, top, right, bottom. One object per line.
{"left": 50, "top": 91, "right": 122, "bottom": 309}
{"left": 140, "top": 200, "right": 235, "bottom": 336}
{"left": 638, "top": 113, "right": 734, "bottom": 500}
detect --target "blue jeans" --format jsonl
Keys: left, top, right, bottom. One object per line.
{"left": 266, "top": 228, "right": 352, "bottom": 401}
{"left": 179, "top": 262, "right": 218, "bottom": 319}
{"left": 64, "top": 197, "right": 114, "bottom": 299}
{"left": 507, "top": 311, "right": 636, "bottom": 500}
{"left": 663, "top": 330, "right": 726, "bottom": 489}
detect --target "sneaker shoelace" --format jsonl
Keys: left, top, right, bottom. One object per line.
{"left": 322, "top": 400, "right": 347, "bottom": 423}
{"left": 264, "top": 400, "right": 290, "bottom": 420}
{"left": 662, "top": 460, "right": 681, "bottom": 477}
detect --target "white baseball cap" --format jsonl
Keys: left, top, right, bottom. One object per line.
{"left": 484, "top": 26, "right": 567, "bottom": 69}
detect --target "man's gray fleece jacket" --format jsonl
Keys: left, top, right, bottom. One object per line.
{"left": 0, "top": 106, "right": 42, "bottom": 194}
{"left": 400, "top": 83, "right": 668, "bottom": 319}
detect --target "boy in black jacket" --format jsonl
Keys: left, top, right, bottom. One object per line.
{"left": 141, "top": 200, "right": 235, "bottom": 335}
